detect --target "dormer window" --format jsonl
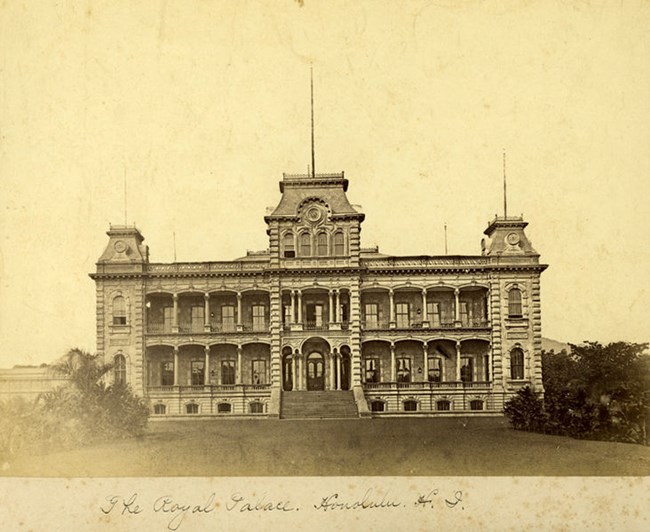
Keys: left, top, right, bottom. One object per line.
{"left": 283, "top": 232, "right": 295, "bottom": 258}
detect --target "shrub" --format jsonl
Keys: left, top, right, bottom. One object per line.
{"left": 503, "top": 386, "right": 546, "bottom": 432}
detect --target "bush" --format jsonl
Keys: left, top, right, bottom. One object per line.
{"left": 503, "top": 386, "right": 546, "bottom": 432}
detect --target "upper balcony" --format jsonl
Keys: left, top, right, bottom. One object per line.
{"left": 360, "top": 286, "right": 490, "bottom": 333}
{"left": 145, "top": 291, "right": 271, "bottom": 336}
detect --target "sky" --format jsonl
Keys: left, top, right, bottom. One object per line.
{"left": 0, "top": 1, "right": 649, "bottom": 367}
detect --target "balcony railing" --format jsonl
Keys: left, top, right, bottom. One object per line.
{"left": 242, "top": 321, "right": 270, "bottom": 332}
{"left": 147, "top": 384, "right": 271, "bottom": 393}
{"left": 362, "top": 319, "right": 390, "bottom": 330}
{"left": 147, "top": 322, "right": 173, "bottom": 334}
{"left": 178, "top": 321, "right": 205, "bottom": 334}
{"left": 304, "top": 320, "right": 329, "bottom": 331}
{"left": 363, "top": 381, "right": 491, "bottom": 390}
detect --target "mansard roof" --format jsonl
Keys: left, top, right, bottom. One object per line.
{"left": 267, "top": 172, "right": 363, "bottom": 219}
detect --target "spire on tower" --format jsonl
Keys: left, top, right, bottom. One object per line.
{"left": 310, "top": 67, "right": 316, "bottom": 178}
{"left": 503, "top": 149, "right": 507, "bottom": 218}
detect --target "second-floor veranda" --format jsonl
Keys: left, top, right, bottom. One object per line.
{"left": 360, "top": 285, "right": 490, "bottom": 331}
{"left": 146, "top": 290, "right": 271, "bottom": 335}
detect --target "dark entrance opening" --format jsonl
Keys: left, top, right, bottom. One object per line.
{"left": 340, "top": 346, "right": 351, "bottom": 391}
{"left": 282, "top": 347, "right": 293, "bottom": 391}
{"left": 306, "top": 352, "right": 325, "bottom": 391}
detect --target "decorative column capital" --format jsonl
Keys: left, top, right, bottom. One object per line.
{"left": 422, "top": 288, "right": 427, "bottom": 295}
{"left": 236, "top": 292, "right": 242, "bottom": 300}
{"left": 173, "top": 345, "right": 179, "bottom": 354}
{"left": 454, "top": 288, "right": 460, "bottom": 296}
{"left": 204, "top": 345, "right": 210, "bottom": 354}
{"left": 173, "top": 293, "right": 179, "bottom": 302}
{"left": 204, "top": 292, "right": 210, "bottom": 301}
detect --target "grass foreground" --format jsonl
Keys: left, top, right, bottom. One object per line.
{"left": 3, "top": 416, "right": 649, "bottom": 476}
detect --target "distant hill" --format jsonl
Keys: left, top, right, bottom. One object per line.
{"left": 542, "top": 337, "right": 570, "bottom": 353}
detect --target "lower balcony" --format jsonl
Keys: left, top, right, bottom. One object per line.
{"left": 147, "top": 384, "right": 271, "bottom": 394}
{"left": 363, "top": 381, "right": 492, "bottom": 391}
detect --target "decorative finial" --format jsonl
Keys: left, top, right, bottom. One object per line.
{"left": 123, "top": 163, "right": 128, "bottom": 226}
{"left": 444, "top": 222, "right": 448, "bottom": 255}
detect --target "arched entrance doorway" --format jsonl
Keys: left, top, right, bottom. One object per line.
{"left": 306, "top": 352, "right": 325, "bottom": 390}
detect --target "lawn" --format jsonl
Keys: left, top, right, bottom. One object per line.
{"left": 3, "top": 416, "right": 650, "bottom": 476}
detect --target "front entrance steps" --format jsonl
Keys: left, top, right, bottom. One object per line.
{"left": 280, "top": 390, "right": 359, "bottom": 419}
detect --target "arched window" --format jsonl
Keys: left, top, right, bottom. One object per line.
{"left": 470, "top": 400, "right": 484, "bottom": 411}
{"left": 333, "top": 232, "right": 345, "bottom": 255}
{"left": 436, "top": 400, "right": 451, "bottom": 411}
{"left": 249, "top": 402, "right": 264, "bottom": 414}
{"left": 112, "top": 296, "right": 127, "bottom": 325}
{"left": 370, "top": 400, "right": 385, "bottom": 412}
{"left": 114, "top": 354, "right": 126, "bottom": 385}
{"left": 508, "top": 288, "right": 523, "bottom": 318}
{"left": 317, "top": 233, "right": 328, "bottom": 256}
{"left": 510, "top": 348, "right": 525, "bottom": 380}
{"left": 299, "top": 233, "right": 311, "bottom": 257}
{"left": 217, "top": 403, "right": 231, "bottom": 414}
{"left": 186, "top": 403, "right": 199, "bottom": 414}
{"left": 153, "top": 404, "right": 166, "bottom": 415}
{"left": 283, "top": 232, "right": 295, "bottom": 258}
{"left": 403, "top": 400, "right": 418, "bottom": 412}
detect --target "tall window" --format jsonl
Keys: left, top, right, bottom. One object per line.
{"left": 427, "top": 356, "right": 442, "bottom": 382}
{"left": 460, "top": 356, "right": 474, "bottom": 382}
{"left": 364, "top": 303, "right": 379, "bottom": 328}
{"left": 161, "top": 361, "right": 174, "bottom": 386}
{"left": 154, "top": 404, "right": 166, "bottom": 415}
{"left": 395, "top": 302, "right": 410, "bottom": 328}
{"left": 333, "top": 232, "right": 345, "bottom": 255}
{"left": 163, "top": 306, "right": 174, "bottom": 332}
{"left": 459, "top": 301, "right": 469, "bottom": 326}
{"left": 470, "top": 400, "right": 484, "bottom": 411}
{"left": 283, "top": 232, "right": 295, "bottom": 258}
{"left": 364, "top": 358, "right": 380, "bottom": 383}
{"left": 252, "top": 304, "right": 266, "bottom": 331}
{"left": 191, "top": 360, "right": 205, "bottom": 386}
{"left": 114, "top": 354, "right": 126, "bottom": 385}
{"left": 436, "top": 400, "right": 451, "bottom": 411}
{"left": 300, "top": 233, "right": 311, "bottom": 257}
{"left": 191, "top": 305, "right": 204, "bottom": 331}
{"left": 397, "top": 357, "right": 411, "bottom": 382}
{"left": 317, "top": 233, "right": 328, "bottom": 256}
{"left": 510, "top": 348, "right": 525, "bottom": 380}
{"left": 221, "top": 305, "right": 235, "bottom": 331}
{"left": 252, "top": 359, "right": 267, "bottom": 385}
{"left": 508, "top": 288, "right": 523, "bottom": 318}
{"left": 186, "top": 403, "right": 199, "bottom": 414}
{"left": 221, "top": 360, "right": 236, "bottom": 385}
{"left": 112, "top": 296, "right": 127, "bottom": 325}
{"left": 427, "top": 302, "right": 441, "bottom": 327}
{"left": 217, "top": 403, "right": 231, "bottom": 413}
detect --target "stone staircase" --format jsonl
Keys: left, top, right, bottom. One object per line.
{"left": 280, "top": 390, "right": 359, "bottom": 419}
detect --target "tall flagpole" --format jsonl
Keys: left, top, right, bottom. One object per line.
{"left": 503, "top": 149, "right": 507, "bottom": 218}
{"left": 311, "top": 67, "right": 315, "bottom": 178}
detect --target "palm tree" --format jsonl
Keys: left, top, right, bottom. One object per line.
{"left": 49, "top": 348, "right": 113, "bottom": 396}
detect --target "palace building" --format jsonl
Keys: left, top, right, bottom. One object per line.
{"left": 90, "top": 170, "right": 547, "bottom": 418}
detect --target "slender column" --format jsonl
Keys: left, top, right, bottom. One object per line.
{"left": 487, "top": 343, "right": 492, "bottom": 382}
{"left": 291, "top": 354, "right": 297, "bottom": 391}
{"left": 389, "top": 289, "right": 396, "bottom": 328}
{"left": 423, "top": 343, "right": 428, "bottom": 382}
{"left": 421, "top": 289, "right": 428, "bottom": 327}
{"left": 236, "top": 292, "right": 243, "bottom": 331}
{"left": 172, "top": 294, "right": 179, "bottom": 333}
{"left": 297, "top": 290, "right": 303, "bottom": 324}
{"left": 328, "top": 290, "right": 335, "bottom": 324}
{"left": 329, "top": 353, "right": 335, "bottom": 390}
{"left": 298, "top": 353, "right": 304, "bottom": 390}
{"left": 173, "top": 346, "right": 179, "bottom": 386}
{"left": 390, "top": 343, "right": 396, "bottom": 382}
{"left": 335, "top": 290, "right": 341, "bottom": 323}
{"left": 290, "top": 291, "right": 296, "bottom": 324}
{"left": 454, "top": 288, "right": 461, "bottom": 327}
{"left": 336, "top": 354, "right": 342, "bottom": 391}
{"left": 204, "top": 346, "right": 210, "bottom": 385}
{"left": 456, "top": 341, "right": 462, "bottom": 381}
{"left": 236, "top": 345, "right": 243, "bottom": 385}
{"left": 204, "top": 293, "right": 211, "bottom": 332}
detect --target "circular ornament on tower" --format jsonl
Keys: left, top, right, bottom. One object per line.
{"left": 114, "top": 240, "right": 127, "bottom": 253}
{"left": 506, "top": 232, "right": 520, "bottom": 246}
{"left": 306, "top": 205, "right": 323, "bottom": 223}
